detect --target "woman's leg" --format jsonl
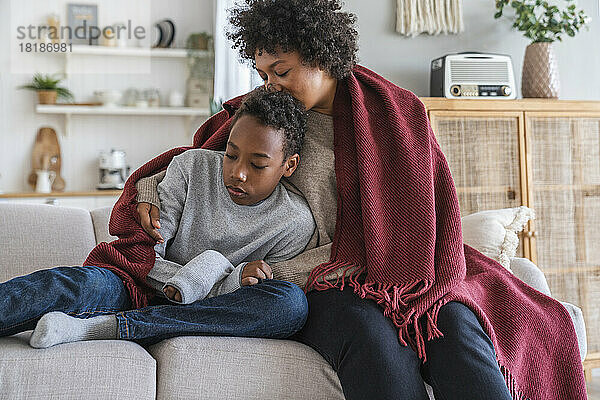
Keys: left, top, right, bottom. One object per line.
{"left": 291, "top": 285, "right": 429, "bottom": 400}
{"left": 0, "top": 266, "right": 131, "bottom": 337}
{"left": 421, "top": 301, "right": 512, "bottom": 400}
{"left": 115, "top": 279, "right": 308, "bottom": 346}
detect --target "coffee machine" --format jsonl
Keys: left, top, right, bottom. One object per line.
{"left": 97, "top": 149, "right": 130, "bottom": 190}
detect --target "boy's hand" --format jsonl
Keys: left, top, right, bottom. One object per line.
{"left": 241, "top": 260, "right": 273, "bottom": 286}
{"left": 163, "top": 285, "right": 182, "bottom": 302}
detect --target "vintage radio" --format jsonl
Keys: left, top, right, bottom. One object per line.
{"left": 430, "top": 52, "right": 516, "bottom": 99}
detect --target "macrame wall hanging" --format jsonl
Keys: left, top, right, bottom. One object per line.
{"left": 396, "top": 0, "right": 464, "bottom": 37}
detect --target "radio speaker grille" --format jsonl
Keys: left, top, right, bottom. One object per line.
{"left": 450, "top": 60, "right": 509, "bottom": 82}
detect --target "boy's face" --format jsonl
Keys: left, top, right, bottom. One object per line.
{"left": 223, "top": 115, "right": 299, "bottom": 206}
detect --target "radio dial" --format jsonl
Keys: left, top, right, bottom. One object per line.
{"left": 500, "top": 86, "right": 512, "bottom": 96}
{"left": 450, "top": 85, "right": 461, "bottom": 97}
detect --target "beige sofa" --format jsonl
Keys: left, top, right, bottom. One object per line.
{"left": 0, "top": 203, "right": 587, "bottom": 399}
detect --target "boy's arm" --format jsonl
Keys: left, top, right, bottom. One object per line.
{"left": 264, "top": 209, "right": 316, "bottom": 266}
{"left": 145, "top": 155, "right": 247, "bottom": 303}
{"left": 165, "top": 250, "right": 248, "bottom": 303}
{"left": 145, "top": 159, "right": 189, "bottom": 296}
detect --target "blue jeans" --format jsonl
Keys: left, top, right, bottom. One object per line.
{"left": 291, "top": 285, "right": 512, "bottom": 400}
{"left": 0, "top": 266, "right": 308, "bottom": 346}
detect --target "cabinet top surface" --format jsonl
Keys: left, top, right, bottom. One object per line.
{"left": 420, "top": 97, "right": 600, "bottom": 112}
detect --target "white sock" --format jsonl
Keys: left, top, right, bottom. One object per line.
{"left": 29, "top": 311, "right": 117, "bottom": 349}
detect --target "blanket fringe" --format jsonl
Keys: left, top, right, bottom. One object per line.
{"left": 127, "top": 281, "right": 149, "bottom": 308}
{"left": 306, "top": 261, "right": 446, "bottom": 362}
{"left": 499, "top": 363, "right": 529, "bottom": 400}
{"left": 307, "top": 262, "right": 530, "bottom": 398}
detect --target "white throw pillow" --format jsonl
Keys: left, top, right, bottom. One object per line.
{"left": 461, "top": 206, "right": 535, "bottom": 271}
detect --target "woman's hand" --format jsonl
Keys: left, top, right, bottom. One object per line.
{"left": 241, "top": 260, "right": 273, "bottom": 286}
{"left": 136, "top": 202, "right": 164, "bottom": 243}
{"left": 163, "top": 285, "right": 182, "bottom": 302}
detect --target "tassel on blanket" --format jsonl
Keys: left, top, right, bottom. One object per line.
{"left": 125, "top": 280, "right": 150, "bottom": 308}
{"left": 306, "top": 261, "right": 446, "bottom": 363}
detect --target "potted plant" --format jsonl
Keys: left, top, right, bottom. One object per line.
{"left": 19, "top": 73, "right": 74, "bottom": 104}
{"left": 494, "top": 0, "right": 589, "bottom": 98}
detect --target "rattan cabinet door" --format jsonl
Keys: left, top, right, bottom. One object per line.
{"left": 526, "top": 113, "right": 600, "bottom": 361}
{"left": 429, "top": 111, "right": 527, "bottom": 256}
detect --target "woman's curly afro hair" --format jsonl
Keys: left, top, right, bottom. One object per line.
{"left": 227, "top": 0, "right": 359, "bottom": 80}
{"left": 232, "top": 87, "right": 307, "bottom": 161}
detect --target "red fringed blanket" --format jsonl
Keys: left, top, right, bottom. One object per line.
{"left": 85, "top": 65, "right": 586, "bottom": 399}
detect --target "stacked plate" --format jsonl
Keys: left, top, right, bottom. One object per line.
{"left": 152, "top": 19, "right": 175, "bottom": 48}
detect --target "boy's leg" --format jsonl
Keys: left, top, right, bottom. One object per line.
{"left": 116, "top": 279, "right": 308, "bottom": 346}
{"left": 0, "top": 266, "right": 131, "bottom": 337}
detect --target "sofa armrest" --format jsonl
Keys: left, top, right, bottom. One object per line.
{"left": 509, "top": 257, "right": 587, "bottom": 362}
{"left": 0, "top": 203, "right": 97, "bottom": 282}
{"left": 509, "top": 257, "right": 552, "bottom": 296}
{"left": 90, "top": 206, "right": 117, "bottom": 244}
{"left": 560, "top": 301, "right": 587, "bottom": 362}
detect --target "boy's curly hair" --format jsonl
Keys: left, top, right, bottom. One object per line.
{"left": 227, "top": 0, "right": 358, "bottom": 80}
{"left": 232, "top": 87, "right": 307, "bottom": 161}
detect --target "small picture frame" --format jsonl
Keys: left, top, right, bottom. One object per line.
{"left": 67, "top": 3, "right": 98, "bottom": 45}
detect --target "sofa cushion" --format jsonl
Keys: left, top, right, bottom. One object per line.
{"left": 0, "top": 204, "right": 97, "bottom": 282}
{"left": 148, "top": 336, "right": 345, "bottom": 400}
{"left": 90, "top": 206, "right": 117, "bottom": 244}
{"left": 0, "top": 332, "right": 156, "bottom": 399}
{"left": 461, "top": 206, "right": 535, "bottom": 271}
{"left": 509, "top": 257, "right": 552, "bottom": 296}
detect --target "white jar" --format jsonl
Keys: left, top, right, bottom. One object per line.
{"left": 168, "top": 91, "right": 184, "bottom": 107}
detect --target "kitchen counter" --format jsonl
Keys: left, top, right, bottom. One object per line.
{"left": 0, "top": 191, "right": 122, "bottom": 210}
{"left": 0, "top": 190, "right": 122, "bottom": 198}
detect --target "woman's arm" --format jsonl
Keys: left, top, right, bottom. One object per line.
{"left": 135, "top": 170, "right": 166, "bottom": 242}
{"left": 270, "top": 243, "right": 333, "bottom": 289}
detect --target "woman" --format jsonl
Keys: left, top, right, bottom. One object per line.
{"left": 128, "top": 1, "right": 585, "bottom": 399}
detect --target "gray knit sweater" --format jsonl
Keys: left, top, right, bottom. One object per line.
{"left": 146, "top": 148, "right": 315, "bottom": 304}
{"left": 137, "top": 110, "right": 341, "bottom": 289}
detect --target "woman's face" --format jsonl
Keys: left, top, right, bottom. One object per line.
{"left": 254, "top": 50, "right": 337, "bottom": 114}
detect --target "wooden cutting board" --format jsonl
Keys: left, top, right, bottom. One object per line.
{"left": 28, "top": 127, "right": 66, "bottom": 191}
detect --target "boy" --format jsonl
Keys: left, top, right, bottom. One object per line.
{"left": 146, "top": 87, "right": 315, "bottom": 305}
{"left": 1, "top": 88, "right": 315, "bottom": 348}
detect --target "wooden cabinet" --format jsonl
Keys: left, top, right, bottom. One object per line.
{"left": 525, "top": 113, "right": 600, "bottom": 374}
{"left": 428, "top": 111, "right": 527, "bottom": 257}
{"left": 422, "top": 98, "right": 600, "bottom": 376}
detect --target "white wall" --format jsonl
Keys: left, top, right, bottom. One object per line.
{"left": 0, "top": 0, "right": 214, "bottom": 193}
{"left": 344, "top": 0, "right": 600, "bottom": 99}
{"left": 1, "top": 0, "right": 599, "bottom": 193}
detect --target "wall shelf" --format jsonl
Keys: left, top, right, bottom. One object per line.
{"left": 36, "top": 105, "right": 210, "bottom": 136}
{"left": 36, "top": 104, "right": 208, "bottom": 116}
{"left": 36, "top": 44, "right": 214, "bottom": 136}
{"left": 55, "top": 45, "right": 212, "bottom": 76}
{"left": 66, "top": 45, "right": 209, "bottom": 58}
